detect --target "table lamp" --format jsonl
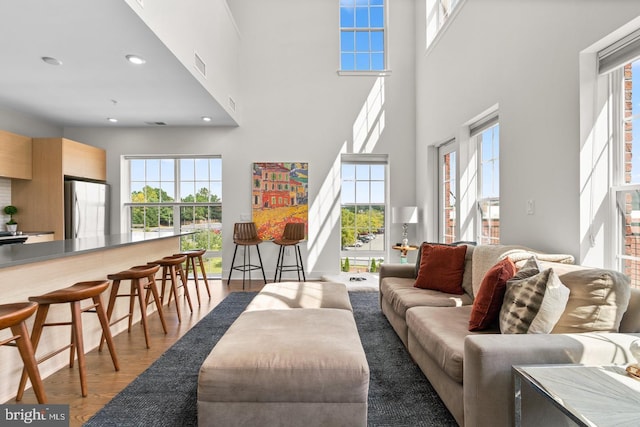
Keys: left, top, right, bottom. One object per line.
{"left": 392, "top": 206, "right": 418, "bottom": 247}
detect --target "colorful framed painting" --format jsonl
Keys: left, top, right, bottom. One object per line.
{"left": 252, "top": 162, "right": 308, "bottom": 240}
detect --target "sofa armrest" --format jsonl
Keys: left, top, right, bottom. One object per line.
{"left": 379, "top": 263, "right": 415, "bottom": 283}
{"left": 463, "top": 332, "right": 640, "bottom": 427}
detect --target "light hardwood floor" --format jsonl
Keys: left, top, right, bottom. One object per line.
{"left": 4, "top": 279, "right": 266, "bottom": 427}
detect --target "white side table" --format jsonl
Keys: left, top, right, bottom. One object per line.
{"left": 513, "top": 364, "right": 640, "bottom": 427}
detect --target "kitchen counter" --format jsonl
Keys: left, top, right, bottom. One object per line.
{"left": 0, "top": 232, "right": 183, "bottom": 268}
{"left": 0, "top": 231, "right": 186, "bottom": 403}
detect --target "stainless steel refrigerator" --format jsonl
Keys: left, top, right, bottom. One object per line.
{"left": 64, "top": 180, "right": 110, "bottom": 239}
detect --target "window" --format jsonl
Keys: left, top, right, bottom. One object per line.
{"left": 126, "top": 156, "right": 222, "bottom": 277}
{"left": 341, "top": 155, "right": 387, "bottom": 273}
{"left": 426, "top": 0, "right": 461, "bottom": 49}
{"left": 473, "top": 119, "right": 500, "bottom": 244}
{"left": 605, "top": 48, "right": 640, "bottom": 285}
{"left": 340, "top": 0, "right": 385, "bottom": 72}
{"left": 438, "top": 140, "right": 457, "bottom": 243}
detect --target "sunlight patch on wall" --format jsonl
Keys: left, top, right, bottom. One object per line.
{"left": 353, "top": 77, "right": 385, "bottom": 153}
{"left": 307, "top": 142, "right": 347, "bottom": 271}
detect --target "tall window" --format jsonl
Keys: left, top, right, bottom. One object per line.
{"left": 341, "top": 155, "right": 387, "bottom": 273}
{"left": 340, "top": 0, "right": 385, "bottom": 72}
{"left": 473, "top": 119, "right": 500, "bottom": 244}
{"left": 602, "top": 32, "right": 640, "bottom": 286}
{"left": 438, "top": 140, "right": 457, "bottom": 243}
{"left": 126, "top": 156, "right": 222, "bottom": 277}
{"left": 426, "top": 0, "right": 461, "bottom": 49}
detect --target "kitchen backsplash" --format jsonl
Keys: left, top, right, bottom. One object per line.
{"left": 0, "top": 178, "right": 11, "bottom": 224}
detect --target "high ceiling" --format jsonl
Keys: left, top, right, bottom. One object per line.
{"left": 0, "top": 1, "right": 235, "bottom": 127}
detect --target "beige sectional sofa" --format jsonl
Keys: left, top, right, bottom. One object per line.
{"left": 379, "top": 244, "right": 640, "bottom": 427}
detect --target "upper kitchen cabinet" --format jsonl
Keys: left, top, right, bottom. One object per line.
{"left": 61, "top": 138, "right": 106, "bottom": 182}
{"left": 0, "top": 130, "right": 32, "bottom": 180}
{"left": 11, "top": 138, "right": 106, "bottom": 240}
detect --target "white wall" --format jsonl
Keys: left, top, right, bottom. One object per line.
{"left": 65, "top": 0, "right": 417, "bottom": 278}
{"left": 415, "top": 0, "right": 640, "bottom": 264}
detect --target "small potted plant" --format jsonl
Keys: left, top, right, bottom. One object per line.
{"left": 4, "top": 205, "right": 18, "bottom": 234}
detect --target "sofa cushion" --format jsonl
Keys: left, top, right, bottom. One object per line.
{"left": 415, "top": 244, "right": 466, "bottom": 294}
{"left": 499, "top": 267, "right": 570, "bottom": 334}
{"left": 406, "top": 306, "right": 495, "bottom": 384}
{"left": 468, "top": 258, "right": 516, "bottom": 331}
{"left": 381, "top": 277, "right": 472, "bottom": 318}
{"left": 538, "top": 262, "right": 632, "bottom": 333}
{"left": 471, "top": 245, "right": 537, "bottom": 297}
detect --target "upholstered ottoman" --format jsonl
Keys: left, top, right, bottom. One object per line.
{"left": 197, "top": 308, "right": 369, "bottom": 426}
{"left": 245, "top": 281, "right": 352, "bottom": 311}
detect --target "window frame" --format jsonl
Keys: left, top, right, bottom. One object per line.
{"left": 338, "top": 0, "right": 390, "bottom": 75}
{"left": 340, "top": 154, "right": 388, "bottom": 273}
{"left": 123, "top": 155, "right": 223, "bottom": 277}
{"left": 438, "top": 139, "right": 458, "bottom": 243}
{"left": 473, "top": 118, "right": 500, "bottom": 245}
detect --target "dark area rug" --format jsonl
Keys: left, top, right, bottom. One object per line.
{"left": 84, "top": 292, "right": 456, "bottom": 426}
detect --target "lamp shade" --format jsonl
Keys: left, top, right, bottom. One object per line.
{"left": 392, "top": 206, "right": 418, "bottom": 224}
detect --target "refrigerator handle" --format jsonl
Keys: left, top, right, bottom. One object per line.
{"left": 74, "top": 193, "right": 81, "bottom": 238}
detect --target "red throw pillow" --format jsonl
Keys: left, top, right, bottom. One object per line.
{"left": 414, "top": 244, "right": 467, "bottom": 294}
{"left": 468, "top": 257, "right": 516, "bottom": 331}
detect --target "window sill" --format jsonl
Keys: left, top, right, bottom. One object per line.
{"left": 337, "top": 70, "right": 392, "bottom": 77}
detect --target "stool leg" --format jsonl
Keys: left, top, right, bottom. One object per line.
{"left": 134, "top": 278, "right": 152, "bottom": 349}
{"left": 296, "top": 244, "right": 306, "bottom": 281}
{"left": 227, "top": 244, "right": 239, "bottom": 286}
{"left": 100, "top": 280, "right": 120, "bottom": 352}
{"left": 189, "top": 258, "right": 202, "bottom": 306}
{"left": 70, "top": 301, "right": 88, "bottom": 397}
{"left": 242, "top": 245, "right": 248, "bottom": 290}
{"left": 177, "top": 264, "right": 194, "bottom": 313}
{"left": 255, "top": 245, "right": 267, "bottom": 284}
{"left": 146, "top": 275, "right": 168, "bottom": 334}
{"left": 92, "top": 293, "right": 120, "bottom": 371}
{"left": 169, "top": 266, "right": 183, "bottom": 322}
{"left": 127, "top": 280, "right": 137, "bottom": 332}
{"left": 274, "top": 245, "right": 283, "bottom": 283}
{"left": 196, "top": 255, "right": 212, "bottom": 298}
{"left": 17, "top": 304, "right": 49, "bottom": 401}
{"left": 12, "top": 321, "right": 47, "bottom": 404}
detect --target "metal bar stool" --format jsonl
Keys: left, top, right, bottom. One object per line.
{"left": 174, "top": 249, "right": 211, "bottom": 306}
{"left": 100, "top": 264, "right": 167, "bottom": 350}
{"left": 273, "top": 222, "right": 306, "bottom": 282}
{"left": 148, "top": 255, "right": 193, "bottom": 322}
{"left": 0, "top": 302, "right": 47, "bottom": 403}
{"left": 16, "top": 280, "right": 120, "bottom": 398}
{"left": 227, "top": 222, "right": 266, "bottom": 290}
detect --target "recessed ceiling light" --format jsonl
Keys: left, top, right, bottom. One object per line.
{"left": 201, "top": 116, "right": 212, "bottom": 122}
{"left": 41, "top": 56, "right": 62, "bottom": 66}
{"left": 107, "top": 118, "right": 118, "bottom": 123}
{"left": 125, "top": 54, "right": 146, "bottom": 65}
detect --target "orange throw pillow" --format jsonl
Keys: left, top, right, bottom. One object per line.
{"left": 414, "top": 243, "right": 467, "bottom": 294}
{"left": 468, "top": 257, "right": 516, "bottom": 331}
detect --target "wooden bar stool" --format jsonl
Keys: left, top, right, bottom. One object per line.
{"left": 17, "top": 280, "right": 119, "bottom": 398}
{"left": 174, "top": 249, "right": 211, "bottom": 306}
{"left": 100, "top": 264, "right": 167, "bottom": 350}
{"left": 149, "top": 255, "right": 193, "bottom": 322}
{"left": 228, "top": 222, "right": 267, "bottom": 289}
{"left": 273, "top": 222, "right": 306, "bottom": 282}
{"left": 0, "top": 302, "right": 47, "bottom": 403}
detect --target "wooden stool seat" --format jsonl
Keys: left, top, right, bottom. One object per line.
{"left": 0, "top": 302, "right": 47, "bottom": 403}
{"left": 149, "top": 255, "right": 193, "bottom": 322}
{"left": 101, "top": 264, "right": 167, "bottom": 350}
{"left": 17, "top": 280, "right": 119, "bottom": 398}
{"left": 175, "top": 249, "right": 211, "bottom": 306}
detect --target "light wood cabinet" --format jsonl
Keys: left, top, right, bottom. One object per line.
{"left": 11, "top": 138, "right": 106, "bottom": 240}
{"left": 0, "top": 130, "right": 32, "bottom": 180}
